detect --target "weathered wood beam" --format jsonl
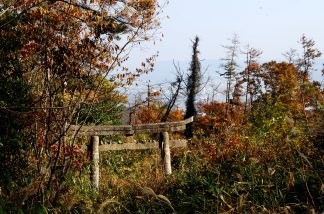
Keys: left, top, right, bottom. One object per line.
{"left": 99, "top": 140, "right": 187, "bottom": 151}
{"left": 68, "top": 116, "right": 193, "bottom": 136}
{"left": 133, "top": 125, "right": 186, "bottom": 134}
{"left": 69, "top": 124, "right": 133, "bottom": 136}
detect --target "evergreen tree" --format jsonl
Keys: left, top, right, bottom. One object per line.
{"left": 185, "top": 36, "right": 201, "bottom": 138}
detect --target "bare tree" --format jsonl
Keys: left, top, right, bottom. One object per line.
{"left": 161, "top": 61, "right": 185, "bottom": 122}
{"left": 240, "top": 45, "right": 262, "bottom": 113}
{"left": 296, "top": 35, "right": 322, "bottom": 124}
{"left": 219, "top": 34, "right": 240, "bottom": 104}
{"left": 296, "top": 34, "right": 322, "bottom": 84}
{"left": 283, "top": 48, "right": 298, "bottom": 64}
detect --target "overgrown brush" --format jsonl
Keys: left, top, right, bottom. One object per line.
{"left": 3, "top": 122, "right": 322, "bottom": 213}
{"left": 53, "top": 131, "right": 323, "bottom": 213}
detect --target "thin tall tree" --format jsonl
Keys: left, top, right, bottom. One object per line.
{"left": 219, "top": 34, "right": 240, "bottom": 104}
{"left": 185, "top": 36, "right": 201, "bottom": 138}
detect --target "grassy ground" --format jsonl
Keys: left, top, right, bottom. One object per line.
{"left": 54, "top": 134, "right": 323, "bottom": 214}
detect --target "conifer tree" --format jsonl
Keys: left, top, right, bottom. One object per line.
{"left": 185, "top": 36, "right": 201, "bottom": 138}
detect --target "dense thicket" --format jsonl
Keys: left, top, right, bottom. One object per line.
{"left": 0, "top": 0, "right": 161, "bottom": 211}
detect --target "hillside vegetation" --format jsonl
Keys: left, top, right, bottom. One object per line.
{"left": 0, "top": 1, "right": 323, "bottom": 213}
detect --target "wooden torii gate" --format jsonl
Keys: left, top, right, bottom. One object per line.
{"left": 69, "top": 117, "right": 193, "bottom": 191}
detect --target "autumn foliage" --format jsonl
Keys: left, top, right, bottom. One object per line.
{"left": 0, "top": 1, "right": 324, "bottom": 212}
{"left": 135, "top": 104, "right": 184, "bottom": 124}
{"left": 0, "top": 0, "right": 162, "bottom": 211}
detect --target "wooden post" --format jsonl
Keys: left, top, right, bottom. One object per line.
{"left": 91, "top": 136, "right": 100, "bottom": 191}
{"left": 162, "top": 132, "right": 172, "bottom": 175}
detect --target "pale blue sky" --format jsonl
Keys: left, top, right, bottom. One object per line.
{"left": 132, "top": 0, "right": 323, "bottom": 62}
{"left": 127, "top": 0, "right": 324, "bottom": 96}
